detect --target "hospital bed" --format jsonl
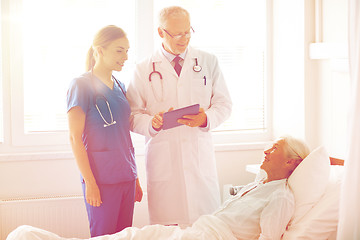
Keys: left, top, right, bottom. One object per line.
{"left": 6, "top": 146, "right": 344, "bottom": 240}
{"left": 230, "top": 147, "right": 344, "bottom": 240}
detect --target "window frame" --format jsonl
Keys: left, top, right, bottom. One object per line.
{"left": 7, "top": 0, "right": 69, "bottom": 146}
{"left": 0, "top": 0, "right": 3, "bottom": 143}
{"left": 1, "top": 0, "right": 273, "bottom": 151}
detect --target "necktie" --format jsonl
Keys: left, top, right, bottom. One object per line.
{"left": 173, "top": 56, "right": 182, "bottom": 76}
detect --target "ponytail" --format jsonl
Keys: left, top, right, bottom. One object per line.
{"left": 86, "top": 47, "right": 95, "bottom": 71}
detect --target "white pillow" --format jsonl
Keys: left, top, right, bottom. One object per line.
{"left": 283, "top": 165, "right": 344, "bottom": 239}
{"left": 287, "top": 146, "right": 331, "bottom": 225}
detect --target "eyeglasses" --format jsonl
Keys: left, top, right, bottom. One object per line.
{"left": 162, "top": 27, "right": 195, "bottom": 39}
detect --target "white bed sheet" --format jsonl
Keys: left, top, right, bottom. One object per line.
{"left": 6, "top": 215, "right": 236, "bottom": 240}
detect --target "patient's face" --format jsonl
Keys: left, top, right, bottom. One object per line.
{"left": 261, "top": 139, "right": 289, "bottom": 174}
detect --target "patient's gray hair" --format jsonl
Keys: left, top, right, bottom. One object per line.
{"left": 280, "top": 135, "right": 310, "bottom": 162}
{"left": 158, "top": 6, "right": 190, "bottom": 28}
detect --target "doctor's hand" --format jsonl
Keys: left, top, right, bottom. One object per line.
{"left": 178, "top": 108, "right": 207, "bottom": 128}
{"left": 152, "top": 108, "right": 174, "bottom": 131}
{"left": 135, "top": 178, "right": 143, "bottom": 202}
{"left": 85, "top": 182, "right": 102, "bottom": 207}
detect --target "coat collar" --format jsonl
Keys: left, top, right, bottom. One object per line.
{"left": 152, "top": 46, "right": 197, "bottom": 62}
{"left": 152, "top": 46, "right": 198, "bottom": 77}
{"left": 160, "top": 45, "right": 188, "bottom": 62}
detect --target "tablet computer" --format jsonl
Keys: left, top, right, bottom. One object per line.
{"left": 163, "top": 104, "right": 200, "bottom": 130}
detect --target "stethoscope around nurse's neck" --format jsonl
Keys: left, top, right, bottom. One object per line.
{"left": 91, "top": 70, "right": 125, "bottom": 127}
{"left": 148, "top": 57, "right": 202, "bottom": 102}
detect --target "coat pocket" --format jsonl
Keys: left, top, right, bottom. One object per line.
{"left": 191, "top": 77, "right": 212, "bottom": 107}
{"left": 89, "top": 149, "right": 137, "bottom": 185}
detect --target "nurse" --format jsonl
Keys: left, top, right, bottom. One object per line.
{"left": 67, "top": 25, "right": 143, "bottom": 237}
{"left": 126, "top": 6, "right": 232, "bottom": 226}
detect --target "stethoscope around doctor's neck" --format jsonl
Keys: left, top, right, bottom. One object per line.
{"left": 148, "top": 57, "right": 202, "bottom": 101}
{"left": 91, "top": 71, "right": 126, "bottom": 128}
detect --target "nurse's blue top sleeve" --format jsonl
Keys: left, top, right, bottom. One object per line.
{"left": 67, "top": 76, "right": 91, "bottom": 114}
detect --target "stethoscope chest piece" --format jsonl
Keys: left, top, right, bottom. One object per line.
{"left": 193, "top": 58, "right": 202, "bottom": 72}
{"left": 193, "top": 65, "right": 202, "bottom": 72}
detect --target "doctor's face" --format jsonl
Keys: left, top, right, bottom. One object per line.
{"left": 159, "top": 14, "right": 191, "bottom": 55}
{"left": 100, "top": 37, "right": 129, "bottom": 72}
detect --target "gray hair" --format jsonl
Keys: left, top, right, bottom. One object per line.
{"left": 158, "top": 6, "right": 190, "bottom": 28}
{"left": 279, "top": 135, "right": 310, "bottom": 162}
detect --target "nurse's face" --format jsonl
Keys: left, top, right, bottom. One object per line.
{"left": 158, "top": 14, "right": 191, "bottom": 55}
{"left": 101, "top": 37, "right": 129, "bottom": 72}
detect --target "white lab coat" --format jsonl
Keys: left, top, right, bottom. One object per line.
{"left": 126, "top": 46, "right": 232, "bottom": 225}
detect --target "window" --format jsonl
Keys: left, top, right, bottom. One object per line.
{"left": 3, "top": 0, "right": 271, "bottom": 148}
{"left": 0, "top": 2, "right": 3, "bottom": 143}
{"left": 22, "top": 0, "right": 136, "bottom": 133}
{"left": 154, "top": 0, "right": 270, "bottom": 137}
{"left": 8, "top": 0, "right": 136, "bottom": 145}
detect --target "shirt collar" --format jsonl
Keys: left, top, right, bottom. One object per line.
{"left": 161, "top": 44, "right": 187, "bottom": 62}
{"left": 260, "top": 178, "right": 288, "bottom": 186}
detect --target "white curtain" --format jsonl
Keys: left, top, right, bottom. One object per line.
{"left": 337, "top": 0, "right": 360, "bottom": 239}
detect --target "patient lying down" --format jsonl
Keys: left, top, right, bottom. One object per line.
{"left": 7, "top": 136, "right": 310, "bottom": 240}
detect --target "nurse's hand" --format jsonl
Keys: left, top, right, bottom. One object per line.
{"left": 152, "top": 108, "right": 173, "bottom": 131}
{"left": 178, "top": 108, "right": 207, "bottom": 128}
{"left": 85, "top": 182, "right": 102, "bottom": 207}
{"left": 135, "top": 178, "right": 143, "bottom": 202}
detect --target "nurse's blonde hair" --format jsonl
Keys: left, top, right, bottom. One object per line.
{"left": 158, "top": 6, "right": 190, "bottom": 28}
{"left": 85, "top": 25, "right": 126, "bottom": 71}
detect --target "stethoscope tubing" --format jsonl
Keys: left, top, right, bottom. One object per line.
{"left": 148, "top": 57, "right": 202, "bottom": 102}
{"left": 91, "top": 71, "right": 125, "bottom": 127}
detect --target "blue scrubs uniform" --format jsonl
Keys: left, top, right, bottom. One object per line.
{"left": 67, "top": 72, "right": 137, "bottom": 237}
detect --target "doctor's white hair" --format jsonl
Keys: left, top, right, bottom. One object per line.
{"left": 158, "top": 6, "right": 190, "bottom": 28}
{"left": 279, "top": 135, "right": 310, "bottom": 162}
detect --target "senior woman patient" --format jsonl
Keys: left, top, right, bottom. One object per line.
{"left": 7, "top": 136, "right": 310, "bottom": 240}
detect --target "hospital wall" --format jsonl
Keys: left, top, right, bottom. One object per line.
{"left": 0, "top": 147, "right": 264, "bottom": 201}
{"left": 0, "top": 0, "right": 349, "bottom": 238}
{"left": 0, "top": 147, "right": 264, "bottom": 239}
{"left": 272, "top": 0, "right": 348, "bottom": 159}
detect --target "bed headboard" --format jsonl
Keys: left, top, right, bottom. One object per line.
{"left": 330, "top": 157, "right": 344, "bottom": 166}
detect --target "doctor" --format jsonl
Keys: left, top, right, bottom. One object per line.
{"left": 126, "top": 6, "right": 232, "bottom": 226}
